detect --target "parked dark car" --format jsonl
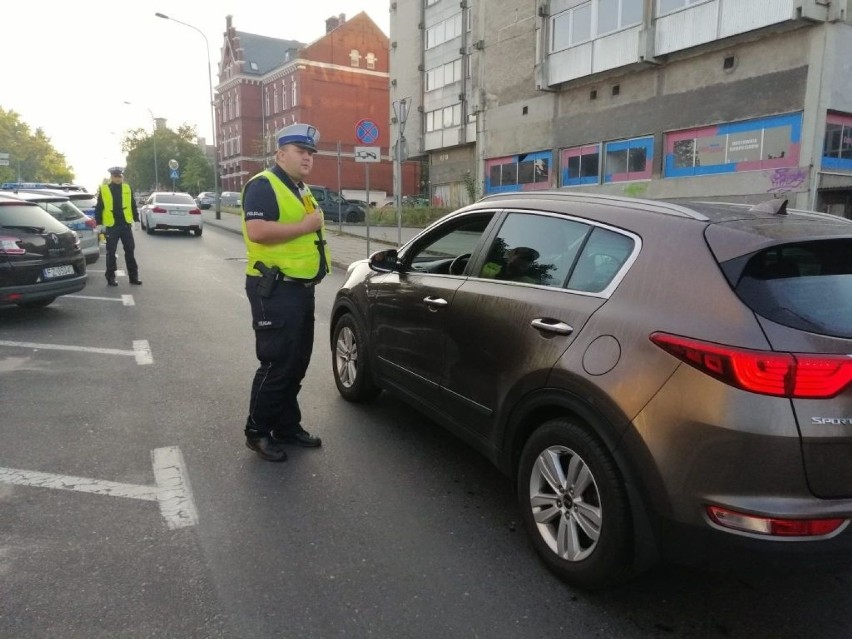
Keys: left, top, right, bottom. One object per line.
{"left": 329, "top": 191, "right": 852, "bottom": 589}
{"left": 0, "top": 193, "right": 87, "bottom": 308}
{"left": 309, "top": 185, "right": 365, "bottom": 223}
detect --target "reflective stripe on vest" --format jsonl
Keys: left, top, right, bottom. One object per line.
{"left": 99, "top": 183, "right": 134, "bottom": 227}
{"left": 241, "top": 170, "right": 331, "bottom": 279}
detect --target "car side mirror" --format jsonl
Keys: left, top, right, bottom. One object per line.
{"left": 369, "top": 249, "right": 400, "bottom": 273}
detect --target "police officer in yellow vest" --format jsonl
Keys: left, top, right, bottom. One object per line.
{"left": 94, "top": 166, "right": 142, "bottom": 286}
{"left": 241, "top": 123, "right": 331, "bottom": 462}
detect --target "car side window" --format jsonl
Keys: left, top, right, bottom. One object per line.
{"left": 405, "top": 213, "right": 495, "bottom": 275}
{"left": 566, "top": 227, "right": 635, "bottom": 293}
{"left": 479, "top": 212, "right": 589, "bottom": 287}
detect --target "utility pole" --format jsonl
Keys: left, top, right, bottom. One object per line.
{"left": 392, "top": 98, "right": 410, "bottom": 246}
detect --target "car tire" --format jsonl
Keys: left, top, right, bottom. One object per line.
{"left": 517, "top": 418, "right": 633, "bottom": 590}
{"left": 146, "top": 216, "right": 155, "bottom": 235}
{"left": 17, "top": 298, "right": 55, "bottom": 309}
{"left": 194, "top": 228, "right": 203, "bottom": 237}
{"left": 345, "top": 210, "right": 361, "bottom": 223}
{"left": 332, "top": 313, "right": 380, "bottom": 402}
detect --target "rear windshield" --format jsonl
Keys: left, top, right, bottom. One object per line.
{"left": 0, "top": 202, "right": 71, "bottom": 233}
{"left": 37, "top": 200, "right": 85, "bottom": 222}
{"left": 735, "top": 240, "right": 852, "bottom": 338}
{"left": 155, "top": 194, "right": 196, "bottom": 205}
{"left": 67, "top": 194, "right": 97, "bottom": 209}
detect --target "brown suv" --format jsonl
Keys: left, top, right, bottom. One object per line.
{"left": 329, "top": 192, "right": 852, "bottom": 589}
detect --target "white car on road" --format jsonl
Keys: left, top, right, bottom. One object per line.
{"left": 140, "top": 192, "right": 203, "bottom": 237}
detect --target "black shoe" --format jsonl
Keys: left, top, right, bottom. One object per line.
{"left": 107, "top": 279, "right": 118, "bottom": 287}
{"left": 273, "top": 428, "right": 322, "bottom": 448}
{"left": 129, "top": 279, "right": 142, "bottom": 285}
{"left": 245, "top": 433, "right": 288, "bottom": 462}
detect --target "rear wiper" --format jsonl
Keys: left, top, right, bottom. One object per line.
{"left": 1, "top": 225, "right": 46, "bottom": 233}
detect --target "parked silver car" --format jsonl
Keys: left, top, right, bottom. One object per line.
{"left": 330, "top": 191, "right": 852, "bottom": 589}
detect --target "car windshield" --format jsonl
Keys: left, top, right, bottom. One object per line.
{"left": 155, "top": 194, "right": 196, "bottom": 205}
{"left": 734, "top": 239, "right": 852, "bottom": 338}
{"left": 67, "top": 194, "right": 97, "bottom": 210}
{"left": 0, "top": 202, "right": 71, "bottom": 233}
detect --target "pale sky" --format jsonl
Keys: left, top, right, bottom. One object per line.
{"left": 2, "top": 0, "right": 390, "bottom": 191}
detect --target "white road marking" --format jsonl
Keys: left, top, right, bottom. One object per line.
{"left": 0, "top": 339, "right": 153, "bottom": 365}
{"left": 65, "top": 294, "right": 136, "bottom": 306}
{"left": 133, "top": 340, "right": 153, "bottom": 365}
{"left": 0, "top": 446, "right": 198, "bottom": 530}
{"left": 86, "top": 269, "right": 127, "bottom": 277}
{"left": 152, "top": 447, "right": 199, "bottom": 530}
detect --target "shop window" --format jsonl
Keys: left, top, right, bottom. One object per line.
{"left": 604, "top": 136, "right": 654, "bottom": 182}
{"left": 561, "top": 144, "right": 601, "bottom": 186}
{"left": 823, "top": 112, "right": 852, "bottom": 170}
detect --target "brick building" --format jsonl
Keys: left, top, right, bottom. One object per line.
{"left": 214, "top": 12, "right": 419, "bottom": 202}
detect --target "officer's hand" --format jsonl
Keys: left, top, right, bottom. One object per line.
{"left": 302, "top": 211, "right": 323, "bottom": 234}
{"left": 97, "top": 225, "right": 104, "bottom": 235}
{"left": 133, "top": 221, "right": 140, "bottom": 231}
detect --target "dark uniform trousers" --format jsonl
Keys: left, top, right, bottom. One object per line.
{"left": 105, "top": 224, "right": 139, "bottom": 281}
{"left": 245, "top": 275, "right": 316, "bottom": 435}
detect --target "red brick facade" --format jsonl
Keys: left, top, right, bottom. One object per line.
{"left": 214, "top": 12, "right": 418, "bottom": 201}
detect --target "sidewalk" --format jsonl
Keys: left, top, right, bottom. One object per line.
{"left": 201, "top": 209, "right": 422, "bottom": 270}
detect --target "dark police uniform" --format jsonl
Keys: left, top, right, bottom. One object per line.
{"left": 241, "top": 139, "right": 330, "bottom": 461}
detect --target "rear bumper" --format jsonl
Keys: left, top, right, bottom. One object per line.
{"left": 0, "top": 274, "right": 87, "bottom": 305}
{"left": 150, "top": 214, "right": 203, "bottom": 230}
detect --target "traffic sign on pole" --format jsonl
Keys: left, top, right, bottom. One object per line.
{"left": 0, "top": 152, "right": 9, "bottom": 167}
{"left": 355, "top": 119, "right": 379, "bottom": 145}
{"left": 354, "top": 146, "right": 381, "bottom": 163}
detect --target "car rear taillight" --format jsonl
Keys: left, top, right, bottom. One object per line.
{"left": 84, "top": 217, "right": 97, "bottom": 229}
{"left": 650, "top": 333, "right": 852, "bottom": 399}
{"left": 152, "top": 206, "right": 167, "bottom": 213}
{"left": 189, "top": 208, "right": 201, "bottom": 215}
{"left": 707, "top": 506, "right": 845, "bottom": 537}
{"left": 0, "top": 236, "right": 26, "bottom": 255}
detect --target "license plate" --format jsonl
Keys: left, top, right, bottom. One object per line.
{"left": 43, "top": 265, "right": 75, "bottom": 279}
{"left": 169, "top": 209, "right": 186, "bottom": 215}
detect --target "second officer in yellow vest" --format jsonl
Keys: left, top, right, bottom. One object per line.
{"left": 241, "top": 123, "right": 331, "bottom": 462}
{"left": 94, "top": 166, "right": 142, "bottom": 286}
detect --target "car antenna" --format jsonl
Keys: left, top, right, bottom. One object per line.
{"left": 749, "top": 198, "right": 788, "bottom": 216}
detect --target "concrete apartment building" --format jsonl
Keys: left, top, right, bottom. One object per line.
{"left": 213, "top": 12, "right": 418, "bottom": 202}
{"left": 389, "top": 0, "right": 852, "bottom": 216}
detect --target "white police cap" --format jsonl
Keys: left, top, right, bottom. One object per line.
{"left": 108, "top": 166, "right": 124, "bottom": 176}
{"left": 276, "top": 123, "right": 319, "bottom": 152}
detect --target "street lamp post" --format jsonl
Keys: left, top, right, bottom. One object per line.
{"left": 124, "top": 101, "right": 158, "bottom": 190}
{"left": 155, "top": 12, "right": 221, "bottom": 219}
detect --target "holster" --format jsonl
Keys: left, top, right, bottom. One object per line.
{"left": 254, "top": 261, "right": 280, "bottom": 298}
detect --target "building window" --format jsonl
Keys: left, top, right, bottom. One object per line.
{"left": 597, "top": 0, "right": 643, "bottom": 35}
{"left": 604, "top": 136, "right": 654, "bottom": 182}
{"left": 426, "top": 13, "right": 463, "bottom": 49}
{"left": 264, "top": 90, "right": 269, "bottom": 117}
{"left": 551, "top": 2, "right": 591, "bottom": 52}
{"left": 823, "top": 112, "right": 852, "bottom": 170}
{"left": 665, "top": 113, "right": 802, "bottom": 178}
{"left": 425, "top": 103, "right": 463, "bottom": 132}
{"left": 425, "top": 58, "right": 463, "bottom": 91}
{"left": 350, "top": 49, "right": 361, "bottom": 67}
{"left": 485, "top": 151, "right": 552, "bottom": 194}
{"left": 273, "top": 86, "right": 279, "bottom": 113}
{"left": 366, "top": 52, "right": 376, "bottom": 69}
{"left": 657, "top": 0, "right": 710, "bottom": 17}
{"left": 235, "top": 95, "right": 240, "bottom": 118}
{"left": 560, "top": 144, "right": 601, "bottom": 186}
{"left": 292, "top": 80, "right": 298, "bottom": 107}
{"left": 282, "top": 79, "right": 288, "bottom": 110}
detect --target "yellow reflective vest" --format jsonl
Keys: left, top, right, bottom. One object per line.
{"left": 99, "top": 183, "right": 134, "bottom": 227}
{"left": 241, "top": 170, "right": 331, "bottom": 280}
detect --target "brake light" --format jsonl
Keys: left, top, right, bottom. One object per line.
{"left": 152, "top": 206, "right": 167, "bottom": 213}
{"left": 650, "top": 333, "right": 852, "bottom": 399}
{"left": 84, "top": 217, "right": 97, "bottom": 229}
{"left": 707, "top": 506, "right": 845, "bottom": 537}
{"left": 189, "top": 208, "right": 201, "bottom": 215}
{"left": 0, "top": 236, "right": 25, "bottom": 255}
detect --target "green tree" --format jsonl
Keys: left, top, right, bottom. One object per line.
{"left": 122, "top": 123, "right": 214, "bottom": 195}
{"left": 0, "top": 106, "right": 74, "bottom": 184}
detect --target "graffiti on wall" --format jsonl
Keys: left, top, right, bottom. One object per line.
{"left": 768, "top": 167, "right": 808, "bottom": 193}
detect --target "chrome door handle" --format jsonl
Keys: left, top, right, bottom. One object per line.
{"left": 531, "top": 318, "right": 574, "bottom": 335}
{"left": 423, "top": 296, "right": 448, "bottom": 308}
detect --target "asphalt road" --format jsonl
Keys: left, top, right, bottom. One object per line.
{"left": 2, "top": 226, "right": 852, "bottom": 638}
